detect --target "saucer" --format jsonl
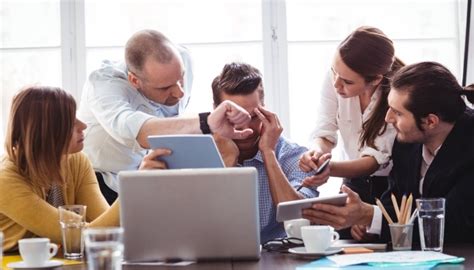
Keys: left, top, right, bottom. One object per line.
{"left": 7, "top": 260, "right": 64, "bottom": 269}
{"left": 288, "top": 246, "right": 343, "bottom": 256}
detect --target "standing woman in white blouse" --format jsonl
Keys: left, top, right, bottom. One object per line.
{"left": 299, "top": 26, "right": 404, "bottom": 204}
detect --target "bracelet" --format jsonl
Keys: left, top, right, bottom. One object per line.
{"left": 199, "top": 112, "right": 212, "bottom": 134}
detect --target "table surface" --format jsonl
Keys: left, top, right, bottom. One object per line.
{"left": 60, "top": 243, "right": 473, "bottom": 270}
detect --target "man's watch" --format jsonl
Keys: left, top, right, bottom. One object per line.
{"left": 199, "top": 112, "right": 212, "bottom": 134}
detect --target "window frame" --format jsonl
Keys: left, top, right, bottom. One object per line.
{"left": 8, "top": 0, "right": 474, "bottom": 140}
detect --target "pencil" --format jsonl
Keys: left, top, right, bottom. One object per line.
{"left": 376, "top": 198, "right": 394, "bottom": 224}
{"left": 404, "top": 194, "right": 413, "bottom": 224}
{"left": 399, "top": 194, "right": 407, "bottom": 224}
{"left": 391, "top": 193, "right": 401, "bottom": 222}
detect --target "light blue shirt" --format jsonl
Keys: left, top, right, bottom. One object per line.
{"left": 241, "top": 137, "right": 319, "bottom": 243}
{"left": 77, "top": 46, "right": 193, "bottom": 191}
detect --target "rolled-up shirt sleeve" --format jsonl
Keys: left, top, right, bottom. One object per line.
{"left": 359, "top": 124, "right": 397, "bottom": 170}
{"left": 84, "top": 75, "right": 153, "bottom": 151}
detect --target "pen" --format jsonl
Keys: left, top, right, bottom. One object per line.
{"left": 296, "top": 159, "right": 330, "bottom": 192}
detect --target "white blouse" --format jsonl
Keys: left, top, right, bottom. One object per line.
{"left": 311, "top": 72, "right": 396, "bottom": 176}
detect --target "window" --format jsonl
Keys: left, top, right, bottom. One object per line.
{"left": 0, "top": 0, "right": 62, "bottom": 152}
{"left": 84, "top": 0, "right": 263, "bottom": 114}
{"left": 1, "top": 0, "right": 472, "bottom": 197}
{"left": 286, "top": 0, "right": 468, "bottom": 145}
{"left": 285, "top": 0, "right": 469, "bottom": 194}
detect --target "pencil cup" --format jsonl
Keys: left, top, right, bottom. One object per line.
{"left": 389, "top": 223, "right": 413, "bottom": 251}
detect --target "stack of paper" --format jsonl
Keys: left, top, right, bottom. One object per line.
{"left": 297, "top": 251, "right": 464, "bottom": 269}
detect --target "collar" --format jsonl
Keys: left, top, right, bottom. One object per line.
{"left": 422, "top": 144, "right": 442, "bottom": 167}
{"left": 240, "top": 150, "right": 264, "bottom": 164}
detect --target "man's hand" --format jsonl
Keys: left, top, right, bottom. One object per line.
{"left": 254, "top": 105, "right": 282, "bottom": 152}
{"left": 351, "top": 225, "right": 379, "bottom": 242}
{"left": 208, "top": 100, "right": 253, "bottom": 139}
{"left": 302, "top": 185, "right": 374, "bottom": 230}
{"left": 138, "top": 148, "right": 171, "bottom": 170}
{"left": 213, "top": 134, "right": 239, "bottom": 167}
{"left": 299, "top": 150, "right": 324, "bottom": 172}
{"left": 300, "top": 153, "right": 332, "bottom": 188}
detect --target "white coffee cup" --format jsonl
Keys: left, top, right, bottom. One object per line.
{"left": 19, "top": 238, "right": 58, "bottom": 266}
{"left": 284, "top": 218, "right": 310, "bottom": 239}
{"left": 301, "top": 225, "right": 339, "bottom": 253}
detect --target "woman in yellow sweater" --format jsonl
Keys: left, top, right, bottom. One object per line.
{"left": 0, "top": 86, "right": 166, "bottom": 251}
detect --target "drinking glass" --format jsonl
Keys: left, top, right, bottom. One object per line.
{"left": 416, "top": 198, "right": 445, "bottom": 252}
{"left": 59, "top": 205, "right": 87, "bottom": 259}
{"left": 83, "top": 227, "right": 124, "bottom": 270}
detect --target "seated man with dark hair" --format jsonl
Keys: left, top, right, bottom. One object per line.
{"left": 211, "top": 62, "right": 330, "bottom": 242}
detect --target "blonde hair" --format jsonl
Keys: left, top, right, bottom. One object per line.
{"left": 5, "top": 86, "right": 76, "bottom": 188}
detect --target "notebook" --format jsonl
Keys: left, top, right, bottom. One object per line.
{"left": 118, "top": 167, "right": 261, "bottom": 262}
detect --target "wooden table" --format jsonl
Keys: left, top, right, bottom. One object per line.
{"left": 62, "top": 243, "right": 474, "bottom": 270}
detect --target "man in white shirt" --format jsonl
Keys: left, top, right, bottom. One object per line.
{"left": 78, "top": 30, "right": 253, "bottom": 204}
{"left": 302, "top": 62, "right": 474, "bottom": 244}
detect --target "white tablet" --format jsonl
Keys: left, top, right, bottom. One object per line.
{"left": 147, "top": 135, "right": 225, "bottom": 169}
{"left": 276, "top": 193, "right": 348, "bottom": 222}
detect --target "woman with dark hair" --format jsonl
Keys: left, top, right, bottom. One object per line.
{"left": 299, "top": 26, "right": 404, "bottom": 204}
{"left": 0, "top": 86, "right": 165, "bottom": 252}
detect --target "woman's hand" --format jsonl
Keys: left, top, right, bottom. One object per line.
{"left": 299, "top": 150, "right": 324, "bottom": 172}
{"left": 300, "top": 153, "right": 332, "bottom": 188}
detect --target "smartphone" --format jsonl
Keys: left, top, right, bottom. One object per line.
{"left": 313, "top": 158, "right": 330, "bottom": 175}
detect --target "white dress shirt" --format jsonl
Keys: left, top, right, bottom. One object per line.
{"left": 311, "top": 73, "right": 397, "bottom": 176}
{"left": 77, "top": 47, "right": 193, "bottom": 192}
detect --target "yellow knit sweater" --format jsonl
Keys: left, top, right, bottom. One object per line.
{"left": 0, "top": 152, "right": 120, "bottom": 251}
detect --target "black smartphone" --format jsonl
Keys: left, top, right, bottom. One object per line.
{"left": 313, "top": 158, "right": 330, "bottom": 175}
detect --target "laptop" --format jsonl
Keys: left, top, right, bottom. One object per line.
{"left": 118, "top": 167, "right": 261, "bottom": 262}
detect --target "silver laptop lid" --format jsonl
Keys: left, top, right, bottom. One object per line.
{"left": 118, "top": 167, "right": 260, "bottom": 262}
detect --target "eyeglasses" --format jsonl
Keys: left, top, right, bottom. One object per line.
{"left": 262, "top": 237, "right": 304, "bottom": 253}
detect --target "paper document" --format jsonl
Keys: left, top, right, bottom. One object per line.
{"left": 327, "top": 251, "right": 459, "bottom": 267}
